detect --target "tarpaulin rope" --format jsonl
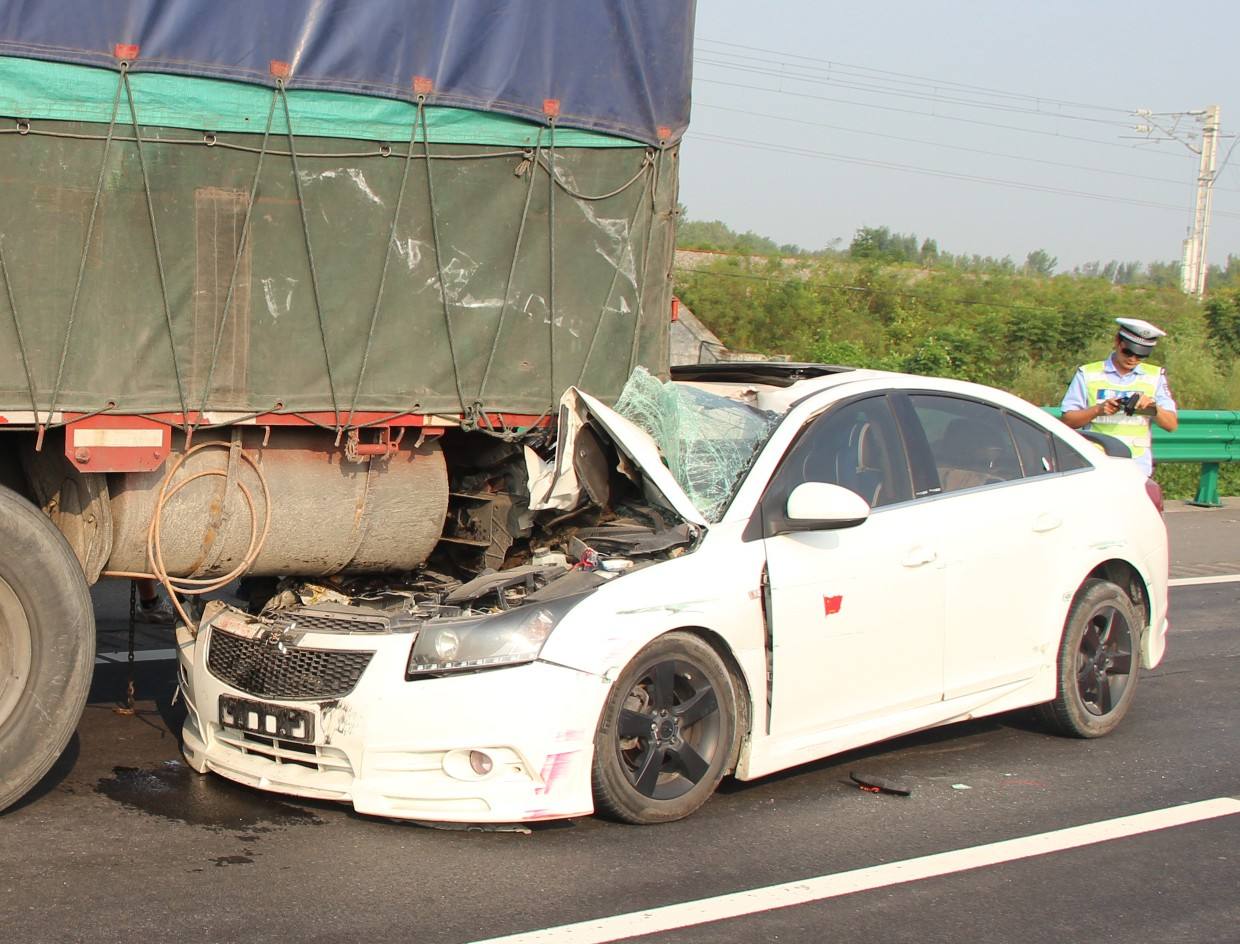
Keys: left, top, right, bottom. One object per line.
{"left": 418, "top": 99, "right": 470, "bottom": 419}
{"left": 193, "top": 86, "right": 280, "bottom": 436}
{"left": 277, "top": 81, "right": 343, "bottom": 436}
{"left": 121, "top": 64, "right": 191, "bottom": 431}
{"left": 4, "top": 123, "right": 525, "bottom": 162}
{"left": 547, "top": 119, "right": 558, "bottom": 411}
{"left": 0, "top": 236, "right": 40, "bottom": 423}
{"left": 344, "top": 102, "right": 422, "bottom": 430}
{"left": 576, "top": 150, "right": 657, "bottom": 387}
{"left": 477, "top": 130, "right": 544, "bottom": 412}
{"left": 536, "top": 150, "right": 654, "bottom": 202}
{"left": 629, "top": 147, "right": 667, "bottom": 376}
{"left": 45, "top": 68, "right": 126, "bottom": 445}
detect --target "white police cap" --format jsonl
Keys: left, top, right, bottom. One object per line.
{"left": 1115, "top": 317, "right": 1166, "bottom": 356}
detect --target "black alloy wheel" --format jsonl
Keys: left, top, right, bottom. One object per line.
{"left": 1076, "top": 604, "right": 1134, "bottom": 716}
{"left": 592, "top": 632, "right": 737, "bottom": 824}
{"left": 1039, "top": 578, "right": 1142, "bottom": 738}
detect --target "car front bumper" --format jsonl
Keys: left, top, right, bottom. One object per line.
{"left": 177, "top": 623, "right": 610, "bottom": 823}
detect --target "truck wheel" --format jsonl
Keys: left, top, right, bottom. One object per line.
{"left": 0, "top": 485, "right": 94, "bottom": 812}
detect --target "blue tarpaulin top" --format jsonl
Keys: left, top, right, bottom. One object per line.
{"left": 0, "top": 0, "right": 695, "bottom": 145}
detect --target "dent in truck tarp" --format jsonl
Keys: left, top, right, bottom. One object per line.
{"left": 0, "top": 0, "right": 695, "bottom": 146}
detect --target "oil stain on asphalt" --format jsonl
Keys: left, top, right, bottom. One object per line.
{"left": 95, "top": 760, "right": 323, "bottom": 833}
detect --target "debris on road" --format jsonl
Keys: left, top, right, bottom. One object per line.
{"left": 849, "top": 771, "right": 913, "bottom": 796}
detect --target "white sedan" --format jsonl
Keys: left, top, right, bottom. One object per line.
{"left": 176, "top": 364, "right": 1169, "bottom": 825}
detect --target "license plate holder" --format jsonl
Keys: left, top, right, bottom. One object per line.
{"left": 219, "top": 695, "right": 315, "bottom": 743}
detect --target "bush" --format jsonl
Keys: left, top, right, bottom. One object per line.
{"left": 1155, "top": 463, "right": 1240, "bottom": 503}
{"left": 674, "top": 252, "right": 1238, "bottom": 495}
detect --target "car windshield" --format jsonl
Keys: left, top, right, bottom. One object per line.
{"left": 615, "top": 368, "right": 781, "bottom": 522}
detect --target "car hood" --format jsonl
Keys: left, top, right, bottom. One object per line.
{"left": 526, "top": 387, "right": 709, "bottom": 529}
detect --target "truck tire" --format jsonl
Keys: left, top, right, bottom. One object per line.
{"left": 0, "top": 485, "right": 94, "bottom": 812}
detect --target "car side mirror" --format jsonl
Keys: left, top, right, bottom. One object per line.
{"left": 779, "top": 482, "right": 871, "bottom": 533}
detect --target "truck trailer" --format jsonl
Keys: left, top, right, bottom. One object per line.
{"left": 0, "top": 0, "right": 695, "bottom": 812}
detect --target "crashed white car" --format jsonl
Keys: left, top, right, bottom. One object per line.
{"left": 177, "top": 363, "right": 1169, "bottom": 824}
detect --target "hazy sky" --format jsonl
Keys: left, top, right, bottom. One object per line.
{"left": 681, "top": 1, "right": 1239, "bottom": 271}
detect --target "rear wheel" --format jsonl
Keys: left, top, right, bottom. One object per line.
{"left": 591, "top": 632, "right": 736, "bottom": 824}
{"left": 1038, "top": 578, "right": 1141, "bottom": 739}
{"left": 0, "top": 485, "right": 95, "bottom": 812}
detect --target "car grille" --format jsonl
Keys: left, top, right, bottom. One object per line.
{"left": 207, "top": 627, "right": 375, "bottom": 700}
{"left": 274, "top": 610, "right": 390, "bottom": 634}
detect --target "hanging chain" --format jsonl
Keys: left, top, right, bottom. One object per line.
{"left": 114, "top": 580, "right": 138, "bottom": 716}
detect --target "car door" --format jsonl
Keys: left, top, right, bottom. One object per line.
{"left": 900, "top": 393, "right": 1085, "bottom": 699}
{"left": 759, "top": 394, "right": 948, "bottom": 740}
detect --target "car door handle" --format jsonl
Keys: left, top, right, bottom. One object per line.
{"left": 902, "top": 546, "right": 937, "bottom": 567}
{"left": 1032, "top": 513, "right": 1062, "bottom": 533}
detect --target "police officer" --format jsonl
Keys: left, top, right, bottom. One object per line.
{"left": 1060, "top": 317, "right": 1178, "bottom": 476}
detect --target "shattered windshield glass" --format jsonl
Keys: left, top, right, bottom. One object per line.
{"left": 614, "top": 368, "right": 780, "bottom": 522}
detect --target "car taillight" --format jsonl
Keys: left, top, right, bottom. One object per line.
{"left": 1145, "top": 477, "right": 1164, "bottom": 513}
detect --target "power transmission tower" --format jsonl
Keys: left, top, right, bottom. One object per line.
{"left": 1133, "top": 105, "right": 1222, "bottom": 298}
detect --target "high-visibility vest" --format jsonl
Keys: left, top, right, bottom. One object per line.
{"left": 1081, "top": 360, "right": 1160, "bottom": 465}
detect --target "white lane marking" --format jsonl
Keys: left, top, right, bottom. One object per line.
{"left": 1170, "top": 574, "right": 1240, "bottom": 587}
{"left": 96, "top": 648, "right": 179, "bottom": 664}
{"left": 470, "top": 798, "right": 1240, "bottom": 944}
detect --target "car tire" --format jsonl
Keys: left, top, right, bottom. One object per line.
{"left": 1038, "top": 578, "right": 1141, "bottom": 739}
{"left": 0, "top": 485, "right": 95, "bottom": 812}
{"left": 591, "top": 631, "right": 737, "bottom": 824}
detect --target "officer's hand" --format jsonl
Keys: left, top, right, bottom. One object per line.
{"left": 1136, "top": 394, "right": 1155, "bottom": 411}
{"left": 1098, "top": 397, "right": 1120, "bottom": 416}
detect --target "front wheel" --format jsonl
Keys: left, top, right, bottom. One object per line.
{"left": 591, "top": 632, "right": 737, "bottom": 824}
{"left": 1038, "top": 578, "right": 1141, "bottom": 739}
{"left": 0, "top": 485, "right": 95, "bottom": 812}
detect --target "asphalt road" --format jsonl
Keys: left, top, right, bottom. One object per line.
{"left": 1, "top": 501, "right": 1238, "bottom": 944}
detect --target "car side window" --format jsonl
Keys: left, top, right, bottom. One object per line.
{"left": 768, "top": 395, "right": 913, "bottom": 509}
{"left": 909, "top": 395, "right": 1022, "bottom": 493}
{"left": 1006, "top": 412, "right": 1056, "bottom": 477}
{"left": 1054, "top": 435, "right": 1092, "bottom": 471}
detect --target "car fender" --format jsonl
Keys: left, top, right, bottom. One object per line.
{"left": 538, "top": 534, "right": 769, "bottom": 720}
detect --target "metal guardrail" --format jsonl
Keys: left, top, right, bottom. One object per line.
{"left": 1044, "top": 408, "right": 1240, "bottom": 506}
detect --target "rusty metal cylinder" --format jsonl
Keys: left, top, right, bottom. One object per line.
{"left": 105, "top": 429, "right": 448, "bottom": 577}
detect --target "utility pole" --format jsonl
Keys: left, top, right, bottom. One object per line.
{"left": 1133, "top": 105, "right": 1222, "bottom": 298}
{"left": 1181, "top": 105, "right": 1221, "bottom": 298}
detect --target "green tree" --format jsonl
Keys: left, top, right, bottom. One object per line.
{"left": 1024, "top": 249, "right": 1058, "bottom": 277}
{"left": 1205, "top": 287, "right": 1240, "bottom": 355}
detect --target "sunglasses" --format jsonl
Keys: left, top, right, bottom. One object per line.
{"left": 1120, "top": 346, "right": 1149, "bottom": 359}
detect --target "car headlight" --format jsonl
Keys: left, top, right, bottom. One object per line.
{"left": 405, "top": 594, "right": 585, "bottom": 678}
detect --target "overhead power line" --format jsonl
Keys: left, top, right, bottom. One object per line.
{"left": 693, "top": 55, "right": 1137, "bottom": 129}
{"left": 684, "top": 131, "right": 1240, "bottom": 220}
{"left": 694, "top": 101, "right": 1240, "bottom": 194}
{"left": 693, "top": 76, "right": 1192, "bottom": 163}
{"left": 695, "top": 37, "right": 1138, "bottom": 117}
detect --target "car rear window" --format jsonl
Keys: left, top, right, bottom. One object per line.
{"left": 909, "top": 395, "right": 1022, "bottom": 493}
